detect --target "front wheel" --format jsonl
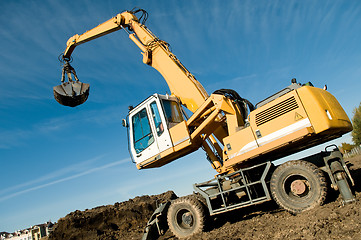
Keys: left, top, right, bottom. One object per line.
{"left": 270, "top": 160, "right": 327, "bottom": 214}
{"left": 167, "top": 196, "right": 205, "bottom": 238}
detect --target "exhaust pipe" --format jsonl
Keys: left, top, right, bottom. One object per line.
{"left": 53, "top": 61, "right": 90, "bottom": 107}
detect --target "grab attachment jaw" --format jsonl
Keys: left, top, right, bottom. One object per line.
{"left": 53, "top": 60, "right": 90, "bottom": 107}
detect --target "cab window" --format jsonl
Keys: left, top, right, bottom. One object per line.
{"left": 162, "top": 100, "right": 183, "bottom": 127}
{"left": 132, "top": 108, "right": 154, "bottom": 153}
{"left": 150, "top": 101, "right": 164, "bottom": 136}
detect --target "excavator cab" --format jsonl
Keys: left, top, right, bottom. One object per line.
{"left": 126, "top": 94, "right": 188, "bottom": 168}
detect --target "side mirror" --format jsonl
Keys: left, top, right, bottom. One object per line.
{"left": 122, "top": 119, "right": 128, "bottom": 127}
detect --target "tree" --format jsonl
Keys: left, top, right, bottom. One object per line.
{"left": 352, "top": 102, "right": 361, "bottom": 146}
{"left": 340, "top": 142, "right": 355, "bottom": 153}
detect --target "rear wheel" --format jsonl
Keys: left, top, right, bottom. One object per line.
{"left": 270, "top": 160, "right": 327, "bottom": 214}
{"left": 167, "top": 196, "right": 205, "bottom": 238}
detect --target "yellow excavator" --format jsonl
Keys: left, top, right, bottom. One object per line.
{"left": 54, "top": 8, "right": 355, "bottom": 239}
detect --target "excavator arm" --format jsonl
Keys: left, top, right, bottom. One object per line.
{"left": 54, "top": 9, "right": 230, "bottom": 172}
{"left": 62, "top": 13, "right": 127, "bottom": 60}
{"left": 59, "top": 9, "right": 208, "bottom": 113}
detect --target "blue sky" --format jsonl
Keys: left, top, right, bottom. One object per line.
{"left": 1, "top": 0, "right": 361, "bottom": 232}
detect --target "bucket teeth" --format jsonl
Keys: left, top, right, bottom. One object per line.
{"left": 53, "top": 81, "right": 90, "bottom": 107}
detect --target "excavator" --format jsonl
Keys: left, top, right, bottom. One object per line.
{"left": 54, "top": 8, "right": 355, "bottom": 239}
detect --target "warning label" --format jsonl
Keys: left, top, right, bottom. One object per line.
{"left": 295, "top": 112, "right": 303, "bottom": 121}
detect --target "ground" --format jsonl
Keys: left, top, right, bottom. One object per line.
{"left": 49, "top": 155, "right": 361, "bottom": 240}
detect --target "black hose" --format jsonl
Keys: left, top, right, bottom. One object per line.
{"left": 129, "top": 8, "right": 149, "bottom": 25}
{"left": 213, "top": 89, "right": 254, "bottom": 121}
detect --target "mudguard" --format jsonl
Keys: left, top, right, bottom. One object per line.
{"left": 142, "top": 201, "right": 170, "bottom": 240}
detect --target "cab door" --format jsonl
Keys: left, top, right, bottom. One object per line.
{"left": 149, "top": 99, "right": 173, "bottom": 154}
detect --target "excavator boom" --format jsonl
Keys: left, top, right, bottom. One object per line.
{"left": 54, "top": 8, "right": 227, "bottom": 171}
{"left": 56, "top": 9, "right": 209, "bottom": 112}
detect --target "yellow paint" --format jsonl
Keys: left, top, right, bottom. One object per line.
{"left": 297, "top": 86, "right": 352, "bottom": 134}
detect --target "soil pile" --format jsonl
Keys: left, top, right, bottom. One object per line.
{"left": 50, "top": 155, "right": 361, "bottom": 240}
{"left": 49, "top": 191, "right": 177, "bottom": 240}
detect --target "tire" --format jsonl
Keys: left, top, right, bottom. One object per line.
{"left": 270, "top": 160, "right": 327, "bottom": 214}
{"left": 167, "top": 196, "right": 205, "bottom": 238}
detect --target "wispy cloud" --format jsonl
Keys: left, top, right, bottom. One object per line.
{"left": 205, "top": 74, "right": 258, "bottom": 92}
{"left": 0, "top": 155, "right": 105, "bottom": 196}
{"left": 0, "top": 104, "right": 125, "bottom": 149}
{"left": 0, "top": 156, "right": 129, "bottom": 202}
{"left": 114, "top": 163, "right": 207, "bottom": 198}
{"left": 0, "top": 119, "right": 69, "bottom": 149}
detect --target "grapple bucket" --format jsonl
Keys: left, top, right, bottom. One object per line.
{"left": 54, "top": 59, "right": 90, "bottom": 107}
{"left": 53, "top": 81, "right": 90, "bottom": 107}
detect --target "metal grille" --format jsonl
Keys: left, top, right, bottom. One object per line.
{"left": 255, "top": 96, "right": 298, "bottom": 126}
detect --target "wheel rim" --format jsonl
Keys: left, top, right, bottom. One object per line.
{"left": 176, "top": 209, "right": 194, "bottom": 229}
{"left": 283, "top": 174, "right": 311, "bottom": 199}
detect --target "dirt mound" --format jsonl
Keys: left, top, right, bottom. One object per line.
{"left": 50, "top": 155, "right": 361, "bottom": 240}
{"left": 49, "top": 191, "right": 177, "bottom": 240}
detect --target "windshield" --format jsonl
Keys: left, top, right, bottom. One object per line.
{"left": 132, "top": 108, "right": 154, "bottom": 153}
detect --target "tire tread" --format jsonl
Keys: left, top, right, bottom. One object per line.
{"left": 167, "top": 195, "right": 205, "bottom": 238}
{"left": 270, "top": 160, "right": 327, "bottom": 214}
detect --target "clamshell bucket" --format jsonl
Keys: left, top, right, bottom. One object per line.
{"left": 53, "top": 81, "right": 90, "bottom": 107}
{"left": 54, "top": 60, "right": 90, "bottom": 107}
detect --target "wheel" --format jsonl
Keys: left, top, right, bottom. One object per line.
{"left": 270, "top": 160, "right": 327, "bottom": 214}
{"left": 167, "top": 196, "right": 205, "bottom": 238}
